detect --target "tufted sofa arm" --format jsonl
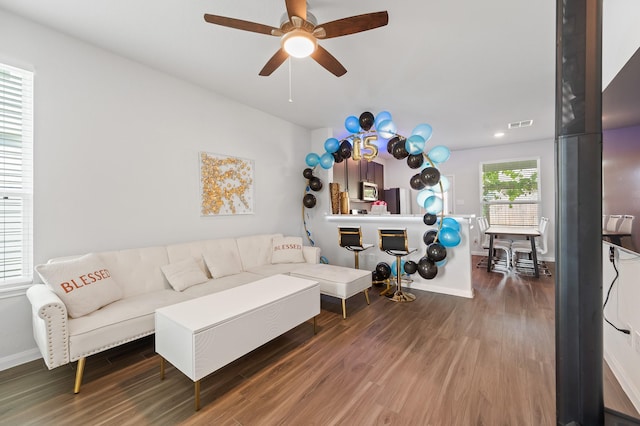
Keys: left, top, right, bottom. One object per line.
{"left": 26, "top": 284, "right": 70, "bottom": 369}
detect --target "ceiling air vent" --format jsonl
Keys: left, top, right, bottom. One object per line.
{"left": 508, "top": 120, "right": 534, "bottom": 129}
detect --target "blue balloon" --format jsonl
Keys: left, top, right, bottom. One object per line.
{"left": 405, "top": 134, "right": 426, "bottom": 155}
{"left": 374, "top": 111, "right": 392, "bottom": 130}
{"left": 345, "top": 116, "right": 360, "bottom": 133}
{"left": 428, "top": 145, "right": 451, "bottom": 164}
{"left": 436, "top": 258, "right": 448, "bottom": 267}
{"left": 412, "top": 124, "right": 433, "bottom": 142}
{"left": 319, "top": 152, "right": 334, "bottom": 169}
{"left": 416, "top": 189, "right": 435, "bottom": 208}
{"left": 424, "top": 195, "right": 443, "bottom": 214}
{"left": 438, "top": 217, "right": 461, "bottom": 232}
{"left": 439, "top": 227, "right": 461, "bottom": 247}
{"left": 324, "top": 138, "right": 340, "bottom": 154}
{"left": 391, "top": 259, "right": 406, "bottom": 277}
{"left": 377, "top": 119, "right": 397, "bottom": 139}
{"left": 305, "top": 153, "right": 320, "bottom": 167}
{"left": 431, "top": 175, "right": 450, "bottom": 193}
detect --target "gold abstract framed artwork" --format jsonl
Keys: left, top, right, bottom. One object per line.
{"left": 199, "top": 152, "right": 254, "bottom": 216}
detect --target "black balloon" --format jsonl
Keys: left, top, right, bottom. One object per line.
{"left": 404, "top": 260, "right": 418, "bottom": 275}
{"left": 376, "top": 262, "right": 392, "bottom": 279}
{"left": 426, "top": 243, "right": 447, "bottom": 262}
{"left": 387, "top": 136, "right": 401, "bottom": 154}
{"left": 359, "top": 111, "right": 375, "bottom": 131}
{"left": 417, "top": 256, "right": 438, "bottom": 279}
{"left": 309, "top": 177, "right": 323, "bottom": 191}
{"left": 410, "top": 173, "right": 426, "bottom": 190}
{"left": 303, "top": 168, "right": 314, "bottom": 179}
{"left": 303, "top": 193, "right": 317, "bottom": 208}
{"left": 372, "top": 271, "right": 382, "bottom": 282}
{"left": 423, "top": 213, "right": 438, "bottom": 226}
{"left": 392, "top": 142, "right": 409, "bottom": 160}
{"left": 339, "top": 140, "right": 352, "bottom": 159}
{"left": 332, "top": 151, "right": 344, "bottom": 163}
{"left": 407, "top": 154, "right": 424, "bottom": 169}
{"left": 423, "top": 229, "right": 438, "bottom": 245}
{"left": 420, "top": 167, "right": 441, "bottom": 186}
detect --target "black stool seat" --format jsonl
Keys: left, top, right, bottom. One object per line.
{"left": 378, "top": 228, "right": 417, "bottom": 303}
{"left": 338, "top": 227, "right": 373, "bottom": 269}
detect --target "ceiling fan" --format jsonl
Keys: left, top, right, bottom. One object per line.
{"left": 204, "top": 0, "right": 388, "bottom": 77}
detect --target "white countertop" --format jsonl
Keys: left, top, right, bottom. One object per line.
{"left": 325, "top": 214, "right": 475, "bottom": 223}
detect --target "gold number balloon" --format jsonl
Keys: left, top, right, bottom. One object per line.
{"left": 362, "top": 135, "right": 379, "bottom": 161}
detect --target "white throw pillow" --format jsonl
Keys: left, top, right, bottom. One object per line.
{"left": 202, "top": 248, "right": 243, "bottom": 279}
{"left": 161, "top": 258, "right": 208, "bottom": 291}
{"left": 35, "top": 253, "right": 123, "bottom": 318}
{"left": 271, "top": 236, "right": 306, "bottom": 264}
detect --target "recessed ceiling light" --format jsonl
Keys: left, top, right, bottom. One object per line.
{"left": 494, "top": 132, "right": 505, "bottom": 138}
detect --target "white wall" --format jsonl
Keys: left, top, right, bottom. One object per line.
{"left": 0, "top": 9, "right": 310, "bottom": 368}
{"left": 384, "top": 138, "right": 556, "bottom": 260}
{"left": 603, "top": 0, "right": 640, "bottom": 89}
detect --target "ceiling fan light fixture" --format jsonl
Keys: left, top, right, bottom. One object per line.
{"left": 282, "top": 30, "right": 317, "bottom": 58}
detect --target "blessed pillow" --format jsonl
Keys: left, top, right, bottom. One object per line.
{"left": 161, "top": 258, "right": 208, "bottom": 291}
{"left": 271, "top": 236, "right": 305, "bottom": 264}
{"left": 35, "top": 253, "right": 123, "bottom": 318}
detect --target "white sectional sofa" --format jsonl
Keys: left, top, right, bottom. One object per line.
{"left": 26, "top": 234, "right": 320, "bottom": 393}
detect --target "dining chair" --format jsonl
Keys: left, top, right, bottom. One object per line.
{"left": 605, "top": 214, "right": 623, "bottom": 232}
{"left": 512, "top": 217, "right": 551, "bottom": 276}
{"left": 617, "top": 215, "right": 634, "bottom": 234}
{"left": 476, "top": 216, "right": 511, "bottom": 270}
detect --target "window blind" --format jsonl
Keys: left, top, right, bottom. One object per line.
{"left": 0, "top": 64, "right": 33, "bottom": 284}
{"left": 481, "top": 159, "right": 540, "bottom": 226}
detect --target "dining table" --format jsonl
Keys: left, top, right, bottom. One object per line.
{"left": 485, "top": 225, "right": 542, "bottom": 278}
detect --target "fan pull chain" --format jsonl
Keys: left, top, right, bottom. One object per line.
{"left": 288, "top": 58, "right": 293, "bottom": 103}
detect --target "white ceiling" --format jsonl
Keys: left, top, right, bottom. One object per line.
{"left": 0, "top": 0, "right": 562, "bottom": 150}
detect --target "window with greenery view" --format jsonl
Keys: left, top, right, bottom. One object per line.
{"left": 481, "top": 159, "right": 540, "bottom": 226}
{"left": 1, "top": 63, "right": 33, "bottom": 285}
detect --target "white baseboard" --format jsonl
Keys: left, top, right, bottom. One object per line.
{"left": 604, "top": 350, "right": 640, "bottom": 414}
{"left": 406, "top": 281, "right": 474, "bottom": 299}
{"left": 0, "top": 348, "right": 42, "bottom": 371}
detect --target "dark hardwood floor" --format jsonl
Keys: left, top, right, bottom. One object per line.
{"left": 1, "top": 257, "right": 637, "bottom": 425}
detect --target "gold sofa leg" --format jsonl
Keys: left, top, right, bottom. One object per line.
{"left": 342, "top": 299, "right": 347, "bottom": 319}
{"left": 364, "top": 288, "right": 370, "bottom": 305}
{"left": 74, "top": 357, "right": 86, "bottom": 394}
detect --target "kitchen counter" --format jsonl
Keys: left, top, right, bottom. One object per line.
{"left": 321, "top": 214, "right": 474, "bottom": 298}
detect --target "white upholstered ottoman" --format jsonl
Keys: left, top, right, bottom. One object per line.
{"left": 291, "top": 264, "right": 371, "bottom": 319}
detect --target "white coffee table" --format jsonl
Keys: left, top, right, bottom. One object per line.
{"left": 155, "top": 274, "right": 319, "bottom": 410}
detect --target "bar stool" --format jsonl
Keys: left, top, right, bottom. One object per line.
{"left": 338, "top": 227, "right": 373, "bottom": 269}
{"left": 378, "top": 228, "right": 417, "bottom": 303}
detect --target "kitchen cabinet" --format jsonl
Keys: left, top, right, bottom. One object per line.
{"left": 347, "top": 158, "right": 360, "bottom": 200}
{"left": 373, "top": 162, "right": 384, "bottom": 199}
{"left": 333, "top": 158, "right": 384, "bottom": 201}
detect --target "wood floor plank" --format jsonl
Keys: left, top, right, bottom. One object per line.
{"left": 1, "top": 257, "right": 637, "bottom": 424}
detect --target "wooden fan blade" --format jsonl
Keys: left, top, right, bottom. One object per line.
{"left": 310, "top": 46, "right": 347, "bottom": 77}
{"left": 317, "top": 11, "right": 389, "bottom": 39}
{"left": 259, "top": 49, "right": 290, "bottom": 76}
{"left": 204, "top": 14, "right": 279, "bottom": 36}
{"left": 285, "top": 0, "right": 307, "bottom": 21}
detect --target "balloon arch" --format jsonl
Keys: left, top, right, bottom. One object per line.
{"left": 302, "top": 111, "right": 461, "bottom": 281}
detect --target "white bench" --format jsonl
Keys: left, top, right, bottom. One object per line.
{"left": 155, "top": 274, "right": 319, "bottom": 410}
{"left": 291, "top": 264, "right": 372, "bottom": 319}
